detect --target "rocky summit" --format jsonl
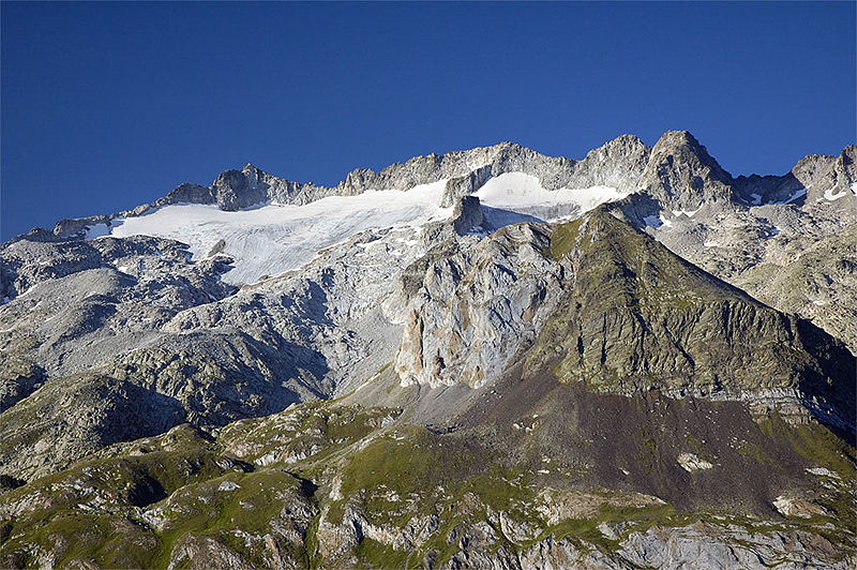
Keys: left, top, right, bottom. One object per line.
{"left": 0, "top": 131, "right": 855, "bottom": 569}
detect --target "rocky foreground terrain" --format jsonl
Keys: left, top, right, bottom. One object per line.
{"left": 0, "top": 131, "right": 855, "bottom": 569}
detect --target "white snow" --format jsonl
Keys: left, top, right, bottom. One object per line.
{"left": 672, "top": 207, "right": 701, "bottom": 218}
{"left": 749, "top": 193, "right": 762, "bottom": 206}
{"left": 824, "top": 184, "right": 852, "bottom": 201}
{"left": 85, "top": 223, "right": 111, "bottom": 240}
{"left": 777, "top": 188, "right": 807, "bottom": 205}
{"left": 642, "top": 213, "right": 672, "bottom": 229}
{"left": 110, "top": 180, "right": 452, "bottom": 284}
{"left": 105, "top": 171, "right": 634, "bottom": 286}
{"left": 475, "top": 173, "right": 629, "bottom": 221}
{"left": 806, "top": 467, "right": 840, "bottom": 479}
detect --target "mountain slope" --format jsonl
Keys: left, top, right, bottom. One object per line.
{"left": 0, "top": 132, "right": 855, "bottom": 569}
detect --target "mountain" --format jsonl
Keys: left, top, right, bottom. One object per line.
{"left": 0, "top": 132, "right": 855, "bottom": 569}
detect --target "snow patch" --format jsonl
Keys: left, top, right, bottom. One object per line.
{"left": 776, "top": 188, "right": 807, "bottom": 205}
{"left": 475, "top": 172, "right": 629, "bottom": 221}
{"left": 85, "top": 223, "right": 111, "bottom": 240}
{"left": 749, "top": 193, "right": 762, "bottom": 206}
{"left": 105, "top": 171, "right": 638, "bottom": 286}
{"left": 806, "top": 467, "right": 840, "bottom": 479}
{"left": 672, "top": 207, "right": 700, "bottom": 218}
{"left": 824, "top": 185, "right": 851, "bottom": 201}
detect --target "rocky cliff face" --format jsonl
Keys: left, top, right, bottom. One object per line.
{"left": 1, "top": 131, "right": 855, "bottom": 569}
{"left": 395, "top": 222, "right": 564, "bottom": 389}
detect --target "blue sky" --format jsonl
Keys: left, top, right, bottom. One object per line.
{"left": 2, "top": 1, "right": 854, "bottom": 240}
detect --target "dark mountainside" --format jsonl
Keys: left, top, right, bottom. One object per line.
{"left": 0, "top": 131, "right": 855, "bottom": 569}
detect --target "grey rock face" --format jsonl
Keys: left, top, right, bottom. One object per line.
{"left": 395, "top": 223, "right": 564, "bottom": 389}
{"left": 212, "top": 166, "right": 271, "bottom": 210}
{"left": 568, "top": 133, "right": 651, "bottom": 192}
{"left": 615, "top": 523, "right": 852, "bottom": 570}
{"left": 792, "top": 145, "right": 857, "bottom": 207}
{"left": 640, "top": 130, "right": 735, "bottom": 209}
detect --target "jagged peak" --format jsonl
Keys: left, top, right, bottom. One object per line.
{"left": 648, "top": 129, "right": 733, "bottom": 185}
{"left": 603, "top": 133, "right": 647, "bottom": 148}
{"left": 45, "top": 130, "right": 808, "bottom": 237}
{"left": 652, "top": 130, "right": 707, "bottom": 153}
{"left": 793, "top": 145, "right": 856, "bottom": 169}
{"left": 581, "top": 134, "right": 649, "bottom": 162}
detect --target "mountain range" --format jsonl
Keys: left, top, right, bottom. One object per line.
{"left": 0, "top": 130, "right": 855, "bottom": 569}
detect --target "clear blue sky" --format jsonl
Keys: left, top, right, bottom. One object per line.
{"left": 2, "top": 1, "right": 855, "bottom": 240}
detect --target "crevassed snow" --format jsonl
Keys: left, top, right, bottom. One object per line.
{"left": 110, "top": 180, "right": 452, "bottom": 284}
{"left": 475, "top": 173, "right": 628, "bottom": 221}
{"left": 107, "top": 171, "right": 635, "bottom": 286}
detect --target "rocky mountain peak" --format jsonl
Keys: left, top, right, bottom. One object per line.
{"left": 789, "top": 145, "right": 857, "bottom": 206}
{"left": 211, "top": 167, "right": 269, "bottom": 211}
{"left": 241, "top": 162, "right": 263, "bottom": 177}
{"left": 640, "top": 130, "right": 735, "bottom": 208}
{"left": 649, "top": 130, "right": 728, "bottom": 175}
{"left": 597, "top": 133, "right": 648, "bottom": 155}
